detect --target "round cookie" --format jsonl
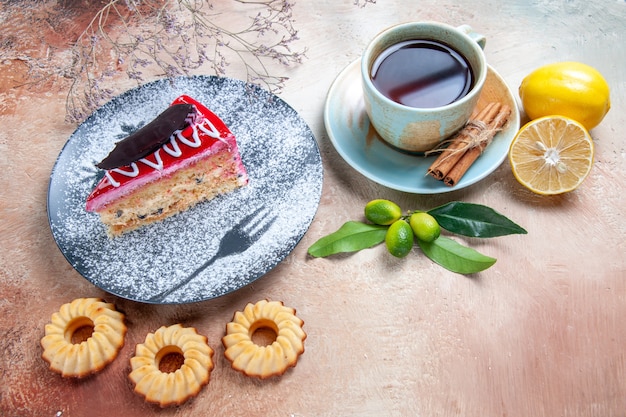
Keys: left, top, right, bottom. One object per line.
{"left": 40, "top": 297, "right": 127, "bottom": 378}
{"left": 222, "top": 300, "right": 306, "bottom": 379}
{"left": 129, "top": 324, "right": 214, "bottom": 408}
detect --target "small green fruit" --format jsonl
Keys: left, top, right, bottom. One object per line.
{"left": 385, "top": 219, "right": 414, "bottom": 258}
{"left": 409, "top": 212, "right": 441, "bottom": 243}
{"left": 364, "top": 199, "right": 402, "bottom": 225}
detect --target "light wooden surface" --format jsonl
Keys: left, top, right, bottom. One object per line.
{"left": 1, "top": 1, "right": 625, "bottom": 416}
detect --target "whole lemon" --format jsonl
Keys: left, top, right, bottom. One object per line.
{"left": 364, "top": 199, "right": 402, "bottom": 225}
{"left": 519, "top": 61, "right": 610, "bottom": 130}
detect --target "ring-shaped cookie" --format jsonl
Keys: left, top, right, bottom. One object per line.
{"left": 129, "top": 324, "right": 214, "bottom": 408}
{"left": 222, "top": 300, "right": 306, "bottom": 379}
{"left": 40, "top": 297, "right": 127, "bottom": 378}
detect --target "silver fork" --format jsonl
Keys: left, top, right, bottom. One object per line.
{"left": 148, "top": 207, "right": 277, "bottom": 303}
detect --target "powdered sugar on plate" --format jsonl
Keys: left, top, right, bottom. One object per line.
{"left": 47, "top": 76, "right": 323, "bottom": 304}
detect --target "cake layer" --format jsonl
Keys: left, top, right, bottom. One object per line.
{"left": 98, "top": 152, "right": 247, "bottom": 237}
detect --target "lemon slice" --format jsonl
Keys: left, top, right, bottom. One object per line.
{"left": 509, "top": 115, "right": 594, "bottom": 195}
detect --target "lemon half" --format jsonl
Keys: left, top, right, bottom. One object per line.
{"left": 509, "top": 115, "right": 594, "bottom": 195}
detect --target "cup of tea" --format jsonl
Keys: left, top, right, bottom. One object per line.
{"left": 361, "top": 21, "right": 488, "bottom": 153}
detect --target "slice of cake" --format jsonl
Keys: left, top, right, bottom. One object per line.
{"left": 86, "top": 95, "right": 248, "bottom": 237}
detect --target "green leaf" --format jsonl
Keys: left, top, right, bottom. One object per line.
{"left": 418, "top": 236, "right": 496, "bottom": 274}
{"left": 428, "top": 201, "right": 527, "bottom": 238}
{"left": 307, "top": 221, "right": 388, "bottom": 257}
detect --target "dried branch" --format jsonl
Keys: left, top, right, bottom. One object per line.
{"left": 1, "top": 0, "right": 375, "bottom": 123}
{"left": 62, "top": 0, "right": 307, "bottom": 122}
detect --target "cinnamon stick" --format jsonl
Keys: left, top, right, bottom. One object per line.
{"left": 427, "top": 102, "right": 502, "bottom": 180}
{"left": 443, "top": 104, "right": 512, "bottom": 186}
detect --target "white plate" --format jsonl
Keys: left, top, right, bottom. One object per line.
{"left": 324, "top": 59, "right": 520, "bottom": 193}
{"left": 48, "top": 76, "right": 323, "bottom": 304}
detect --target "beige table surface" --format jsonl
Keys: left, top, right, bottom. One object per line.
{"left": 1, "top": 1, "right": 625, "bottom": 416}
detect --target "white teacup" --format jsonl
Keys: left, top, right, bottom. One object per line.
{"left": 361, "top": 22, "right": 487, "bottom": 153}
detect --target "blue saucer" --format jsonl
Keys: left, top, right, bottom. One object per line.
{"left": 323, "top": 59, "right": 520, "bottom": 194}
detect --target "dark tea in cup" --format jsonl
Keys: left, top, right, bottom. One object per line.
{"left": 370, "top": 39, "right": 474, "bottom": 108}
{"left": 360, "top": 22, "right": 487, "bottom": 152}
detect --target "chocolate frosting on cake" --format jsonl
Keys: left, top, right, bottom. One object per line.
{"left": 97, "top": 104, "right": 196, "bottom": 170}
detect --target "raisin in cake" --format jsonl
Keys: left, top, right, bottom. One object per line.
{"left": 86, "top": 95, "right": 248, "bottom": 237}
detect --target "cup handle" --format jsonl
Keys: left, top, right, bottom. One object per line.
{"left": 457, "top": 24, "right": 486, "bottom": 49}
